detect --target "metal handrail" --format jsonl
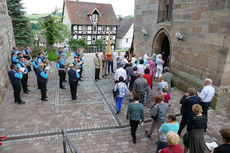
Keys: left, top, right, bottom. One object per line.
{"left": 61, "top": 129, "right": 81, "bottom": 153}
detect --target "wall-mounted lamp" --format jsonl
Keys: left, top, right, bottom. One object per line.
{"left": 175, "top": 32, "right": 183, "bottom": 41}
{"left": 142, "top": 28, "right": 148, "bottom": 37}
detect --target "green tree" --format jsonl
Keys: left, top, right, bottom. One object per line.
{"left": 7, "top": 0, "right": 32, "bottom": 47}
{"left": 76, "top": 38, "right": 88, "bottom": 50}
{"left": 94, "top": 39, "right": 106, "bottom": 51}
{"left": 68, "top": 38, "right": 78, "bottom": 51}
{"left": 68, "top": 38, "right": 88, "bottom": 51}
{"left": 39, "top": 10, "right": 70, "bottom": 49}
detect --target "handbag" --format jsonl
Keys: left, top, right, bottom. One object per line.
{"left": 151, "top": 104, "right": 158, "bottom": 120}
{"left": 183, "top": 133, "right": 189, "bottom": 147}
{"left": 166, "top": 146, "right": 175, "bottom": 153}
{"left": 112, "top": 84, "right": 119, "bottom": 98}
{"left": 171, "top": 79, "right": 174, "bottom": 88}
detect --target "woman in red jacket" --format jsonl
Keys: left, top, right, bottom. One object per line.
{"left": 159, "top": 131, "right": 183, "bottom": 153}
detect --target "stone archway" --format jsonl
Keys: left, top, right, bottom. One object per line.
{"left": 152, "top": 29, "right": 171, "bottom": 67}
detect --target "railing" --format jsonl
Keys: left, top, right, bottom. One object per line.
{"left": 61, "top": 129, "right": 81, "bottom": 153}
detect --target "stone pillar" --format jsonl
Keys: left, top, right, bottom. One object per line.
{"left": 0, "top": 0, "right": 15, "bottom": 103}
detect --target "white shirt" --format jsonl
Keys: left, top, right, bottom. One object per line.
{"left": 115, "top": 68, "right": 127, "bottom": 81}
{"left": 137, "top": 64, "right": 145, "bottom": 73}
{"left": 117, "top": 55, "right": 122, "bottom": 62}
{"left": 156, "top": 58, "right": 163, "bottom": 68}
{"left": 131, "top": 57, "right": 137, "bottom": 66}
{"left": 122, "top": 58, "right": 128, "bottom": 65}
{"left": 199, "top": 85, "right": 215, "bottom": 102}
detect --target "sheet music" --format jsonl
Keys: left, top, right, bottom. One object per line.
{"left": 205, "top": 141, "right": 218, "bottom": 152}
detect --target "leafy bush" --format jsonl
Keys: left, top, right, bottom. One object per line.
{"left": 94, "top": 39, "right": 106, "bottom": 51}
{"left": 47, "top": 48, "right": 58, "bottom": 61}
{"left": 68, "top": 38, "right": 88, "bottom": 52}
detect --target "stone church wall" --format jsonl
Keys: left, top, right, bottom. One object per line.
{"left": 0, "top": 0, "right": 15, "bottom": 103}
{"left": 134, "top": 0, "right": 230, "bottom": 111}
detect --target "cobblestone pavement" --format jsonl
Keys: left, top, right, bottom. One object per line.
{"left": 0, "top": 53, "right": 229, "bottom": 153}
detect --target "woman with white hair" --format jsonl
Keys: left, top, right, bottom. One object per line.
{"left": 158, "top": 131, "right": 183, "bottom": 153}
{"left": 156, "top": 54, "right": 164, "bottom": 80}
{"left": 144, "top": 53, "right": 149, "bottom": 66}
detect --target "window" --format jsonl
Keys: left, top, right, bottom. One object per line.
{"left": 78, "top": 26, "right": 82, "bottom": 30}
{"left": 92, "top": 14, "right": 98, "bottom": 25}
{"left": 82, "top": 26, "right": 87, "bottom": 34}
{"left": 87, "top": 36, "right": 91, "bottom": 40}
{"left": 98, "top": 26, "right": 101, "bottom": 31}
{"left": 73, "top": 35, "right": 77, "bottom": 39}
{"left": 126, "top": 39, "right": 129, "bottom": 43}
{"left": 73, "top": 26, "right": 77, "bottom": 31}
{"left": 97, "top": 35, "right": 101, "bottom": 39}
{"left": 107, "top": 26, "right": 110, "bottom": 31}
{"left": 88, "top": 26, "right": 92, "bottom": 30}
{"left": 158, "top": 0, "right": 173, "bottom": 22}
{"left": 78, "top": 35, "right": 82, "bottom": 39}
{"left": 93, "top": 26, "right": 97, "bottom": 34}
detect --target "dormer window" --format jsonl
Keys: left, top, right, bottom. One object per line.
{"left": 92, "top": 14, "right": 98, "bottom": 25}
{"left": 89, "top": 9, "right": 100, "bottom": 25}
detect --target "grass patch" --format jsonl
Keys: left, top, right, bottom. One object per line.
{"left": 114, "top": 49, "right": 128, "bottom": 52}
{"left": 47, "top": 48, "right": 58, "bottom": 61}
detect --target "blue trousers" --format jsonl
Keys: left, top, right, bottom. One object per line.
{"left": 156, "top": 140, "right": 168, "bottom": 153}
{"left": 108, "top": 60, "right": 114, "bottom": 73}
{"left": 117, "top": 62, "right": 121, "bottom": 69}
{"left": 115, "top": 96, "right": 124, "bottom": 112}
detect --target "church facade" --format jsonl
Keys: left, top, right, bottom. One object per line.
{"left": 134, "top": 0, "right": 230, "bottom": 111}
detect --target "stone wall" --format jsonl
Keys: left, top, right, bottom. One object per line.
{"left": 0, "top": 0, "right": 15, "bottom": 103}
{"left": 134, "top": 0, "right": 230, "bottom": 111}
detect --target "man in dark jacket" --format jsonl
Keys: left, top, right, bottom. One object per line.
{"left": 68, "top": 64, "right": 80, "bottom": 100}
{"left": 8, "top": 64, "right": 25, "bottom": 104}
{"left": 178, "top": 88, "right": 201, "bottom": 136}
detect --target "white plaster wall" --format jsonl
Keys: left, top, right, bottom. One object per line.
{"left": 63, "top": 4, "right": 71, "bottom": 31}
{"left": 116, "top": 24, "right": 134, "bottom": 50}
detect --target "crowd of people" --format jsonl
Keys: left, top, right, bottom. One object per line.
{"left": 8, "top": 47, "right": 85, "bottom": 104}
{"left": 94, "top": 51, "right": 229, "bottom": 153}
{"left": 1, "top": 47, "right": 229, "bottom": 153}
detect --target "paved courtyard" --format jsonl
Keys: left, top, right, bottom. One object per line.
{"left": 0, "top": 53, "right": 229, "bottom": 153}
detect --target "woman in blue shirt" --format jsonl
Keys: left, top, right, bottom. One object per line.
{"left": 114, "top": 76, "right": 129, "bottom": 114}
{"left": 156, "top": 113, "right": 179, "bottom": 153}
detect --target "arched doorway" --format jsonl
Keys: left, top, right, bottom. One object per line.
{"left": 152, "top": 29, "right": 171, "bottom": 67}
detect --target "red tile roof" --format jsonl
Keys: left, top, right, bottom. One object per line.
{"left": 64, "top": 0, "right": 119, "bottom": 26}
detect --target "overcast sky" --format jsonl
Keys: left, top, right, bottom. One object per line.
{"left": 21, "top": 0, "right": 134, "bottom": 16}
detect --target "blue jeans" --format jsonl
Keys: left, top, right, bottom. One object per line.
{"left": 108, "top": 60, "right": 114, "bottom": 73}
{"left": 115, "top": 96, "right": 124, "bottom": 112}
{"left": 117, "top": 62, "right": 121, "bottom": 69}
{"left": 156, "top": 140, "right": 168, "bottom": 153}
{"left": 144, "top": 86, "right": 151, "bottom": 104}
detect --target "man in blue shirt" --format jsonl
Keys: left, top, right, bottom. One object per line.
{"left": 56, "top": 57, "right": 66, "bottom": 89}
{"left": 11, "top": 47, "right": 18, "bottom": 56}
{"left": 68, "top": 64, "right": 80, "bottom": 100}
{"left": 8, "top": 64, "right": 26, "bottom": 105}
{"left": 16, "top": 57, "right": 30, "bottom": 93}
{"left": 74, "top": 49, "right": 80, "bottom": 58}
{"left": 57, "top": 48, "right": 64, "bottom": 57}
{"left": 61, "top": 53, "right": 67, "bottom": 82}
{"left": 38, "top": 53, "right": 47, "bottom": 65}
{"left": 22, "top": 46, "right": 31, "bottom": 60}
{"left": 11, "top": 52, "right": 19, "bottom": 65}
{"left": 32, "top": 55, "right": 40, "bottom": 89}
{"left": 76, "top": 55, "right": 83, "bottom": 81}
{"left": 37, "top": 64, "right": 49, "bottom": 101}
